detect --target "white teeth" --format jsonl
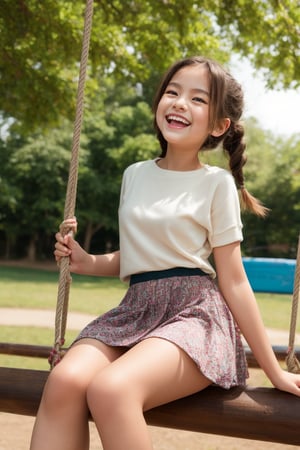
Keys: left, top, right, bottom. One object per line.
{"left": 167, "top": 115, "right": 190, "bottom": 125}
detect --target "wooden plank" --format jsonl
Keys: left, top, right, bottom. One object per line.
{"left": 0, "top": 343, "right": 52, "bottom": 358}
{"left": 0, "top": 367, "right": 47, "bottom": 417}
{"left": 0, "top": 367, "right": 300, "bottom": 445}
{"left": 145, "top": 386, "right": 300, "bottom": 444}
{"left": 1, "top": 342, "right": 299, "bottom": 368}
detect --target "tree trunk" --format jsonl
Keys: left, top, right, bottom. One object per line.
{"left": 26, "top": 233, "right": 38, "bottom": 261}
{"left": 83, "top": 222, "right": 102, "bottom": 252}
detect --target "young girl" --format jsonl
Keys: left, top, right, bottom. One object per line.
{"left": 30, "top": 56, "right": 300, "bottom": 450}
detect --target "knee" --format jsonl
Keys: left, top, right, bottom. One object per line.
{"left": 41, "top": 362, "right": 87, "bottom": 410}
{"left": 87, "top": 370, "right": 135, "bottom": 419}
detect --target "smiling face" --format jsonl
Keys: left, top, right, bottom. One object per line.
{"left": 156, "top": 64, "right": 213, "bottom": 153}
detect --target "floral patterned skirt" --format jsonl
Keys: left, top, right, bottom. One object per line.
{"left": 74, "top": 274, "right": 248, "bottom": 389}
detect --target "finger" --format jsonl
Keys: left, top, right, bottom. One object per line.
{"left": 60, "top": 217, "right": 78, "bottom": 235}
{"left": 55, "top": 231, "right": 66, "bottom": 242}
{"left": 55, "top": 232, "right": 72, "bottom": 248}
{"left": 54, "top": 241, "right": 71, "bottom": 255}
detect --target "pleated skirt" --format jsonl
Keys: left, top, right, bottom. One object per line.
{"left": 74, "top": 274, "right": 248, "bottom": 389}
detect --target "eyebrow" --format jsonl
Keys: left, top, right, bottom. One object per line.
{"left": 167, "top": 81, "right": 210, "bottom": 97}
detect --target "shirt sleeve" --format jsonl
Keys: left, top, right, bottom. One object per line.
{"left": 208, "top": 172, "right": 243, "bottom": 248}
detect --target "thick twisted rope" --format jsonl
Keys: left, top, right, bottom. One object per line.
{"left": 286, "top": 233, "right": 300, "bottom": 374}
{"left": 49, "top": 0, "right": 94, "bottom": 368}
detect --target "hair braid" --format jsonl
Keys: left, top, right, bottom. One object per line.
{"left": 223, "top": 122, "right": 247, "bottom": 188}
{"left": 223, "top": 122, "right": 268, "bottom": 217}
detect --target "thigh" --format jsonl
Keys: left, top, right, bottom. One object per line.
{"left": 50, "top": 338, "right": 127, "bottom": 388}
{"left": 100, "top": 337, "right": 212, "bottom": 411}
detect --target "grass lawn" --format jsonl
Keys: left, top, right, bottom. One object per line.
{"left": 0, "top": 265, "right": 126, "bottom": 314}
{"left": 0, "top": 265, "right": 294, "bottom": 328}
{"left": 0, "top": 266, "right": 126, "bottom": 368}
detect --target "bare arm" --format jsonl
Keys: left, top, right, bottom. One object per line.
{"left": 213, "top": 241, "right": 300, "bottom": 396}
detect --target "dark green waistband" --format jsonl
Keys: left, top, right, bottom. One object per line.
{"left": 130, "top": 267, "right": 206, "bottom": 286}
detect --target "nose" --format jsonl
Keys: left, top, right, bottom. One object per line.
{"left": 173, "top": 95, "right": 187, "bottom": 111}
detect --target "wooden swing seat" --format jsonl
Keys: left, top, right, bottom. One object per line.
{"left": 1, "top": 365, "right": 300, "bottom": 446}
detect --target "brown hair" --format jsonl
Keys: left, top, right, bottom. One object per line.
{"left": 153, "top": 56, "right": 268, "bottom": 217}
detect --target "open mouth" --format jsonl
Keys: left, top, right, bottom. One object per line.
{"left": 166, "top": 114, "right": 190, "bottom": 127}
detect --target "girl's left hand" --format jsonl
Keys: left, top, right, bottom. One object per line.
{"left": 273, "top": 370, "right": 300, "bottom": 397}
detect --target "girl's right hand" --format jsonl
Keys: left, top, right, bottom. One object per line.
{"left": 54, "top": 218, "right": 89, "bottom": 273}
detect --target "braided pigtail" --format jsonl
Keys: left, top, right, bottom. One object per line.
{"left": 223, "top": 122, "right": 268, "bottom": 217}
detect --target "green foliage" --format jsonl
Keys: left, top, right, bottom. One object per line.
{"left": 0, "top": 0, "right": 299, "bottom": 259}
{"left": 0, "top": 0, "right": 85, "bottom": 130}
{"left": 0, "top": 125, "right": 78, "bottom": 258}
{"left": 74, "top": 81, "right": 158, "bottom": 251}
{"left": 243, "top": 129, "right": 300, "bottom": 258}
{"left": 0, "top": 1, "right": 299, "bottom": 130}
{"left": 216, "top": 0, "right": 300, "bottom": 88}
{"left": 260, "top": 135, "right": 300, "bottom": 255}
{"left": 1, "top": 103, "right": 300, "bottom": 259}
{"left": 0, "top": 0, "right": 222, "bottom": 130}
{"left": 0, "top": 74, "right": 160, "bottom": 257}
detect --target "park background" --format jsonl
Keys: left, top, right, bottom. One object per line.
{"left": 0, "top": 1, "right": 300, "bottom": 449}
{"left": 0, "top": 0, "right": 299, "bottom": 263}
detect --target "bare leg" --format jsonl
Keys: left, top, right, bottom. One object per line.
{"left": 30, "top": 339, "right": 125, "bottom": 450}
{"left": 87, "top": 338, "right": 212, "bottom": 450}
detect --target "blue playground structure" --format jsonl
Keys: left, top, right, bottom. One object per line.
{"left": 243, "top": 257, "right": 296, "bottom": 294}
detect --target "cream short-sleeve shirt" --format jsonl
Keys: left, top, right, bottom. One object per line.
{"left": 118, "top": 159, "right": 243, "bottom": 281}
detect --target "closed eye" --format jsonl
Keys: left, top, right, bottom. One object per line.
{"left": 165, "top": 89, "right": 178, "bottom": 96}
{"left": 193, "top": 96, "right": 208, "bottom": 104}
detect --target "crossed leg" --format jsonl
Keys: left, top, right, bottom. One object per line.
{"left": 87, "top": 337, "right": 212, "bottom": 450}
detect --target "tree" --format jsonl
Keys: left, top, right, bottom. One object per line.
{"left": 3, "top": 126, "right": 75, "bottom": 260}
{"left": 241, "top": 127, "right": 300, "bottom": 258}
{"left": 1, "top": 0, "right": 299, "bottom": 131}
{"left": 0, "top": 133, "right": 27, "bottom": 258}
{"left": 263, "top": 135, "right": 300, "bottom": 255}
{"left": 0, "top": 76, "right": 158, "bottom": 259}
{"left": 217, "top": 0, "right": 300, "bottom": 88}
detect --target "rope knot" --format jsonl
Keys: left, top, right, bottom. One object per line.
{"left": 286, "top": 348, "right": 300, "bottom": 374}
{"left": 49, "top": 340, "right": 67, "bottom": 368}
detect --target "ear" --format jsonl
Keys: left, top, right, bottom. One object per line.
{"left": 211, "top": 118, "right": 231, "bottom": 137}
